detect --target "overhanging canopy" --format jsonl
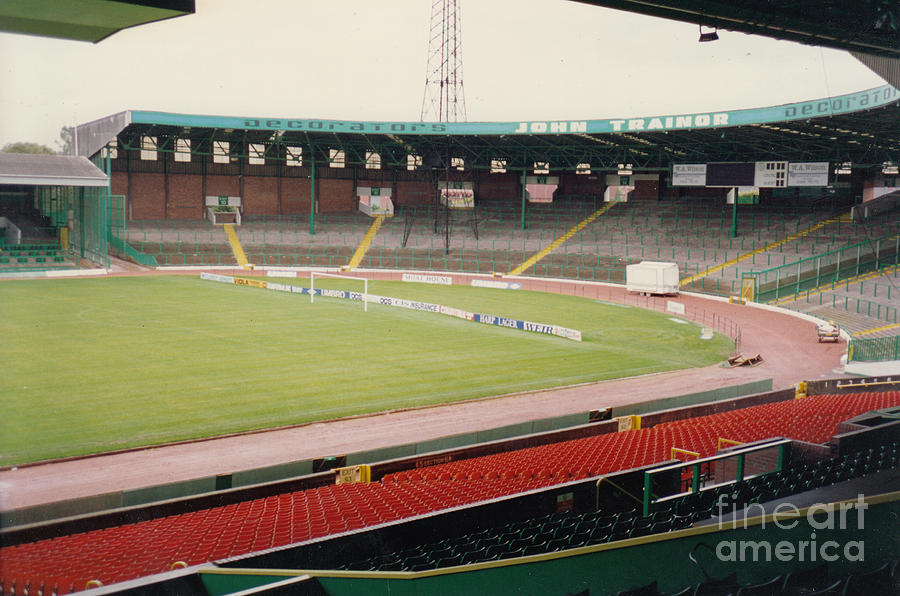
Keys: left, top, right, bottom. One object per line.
{"left": 572, "top": 0, "right": 900, "bottom": 59}
{"left": 82, "top": 84, "right": 900, "bottom": 172}
{"left": 0, "top": 153, "right": 109, "bottom": 187}
{"left": 0, "top": 0, "right": 195, "bottom": 43}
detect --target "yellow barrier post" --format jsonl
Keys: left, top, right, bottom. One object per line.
{"left": 670, "top": 447, "right": 700, "bottom": 461}
{"left": 717, "top": 438, "right": 744, "bottom": 451}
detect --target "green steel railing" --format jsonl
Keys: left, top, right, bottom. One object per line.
{"left": 642, "top": 439, "right": 791, "bottom": 516}
{"left": 850, "top": 335, "right": 900, "bottom": 362}
{"left": 108, "top": 236, "right": 159, "bottom": 267}
{"left": 746, "top": 234, "right": 900, "bottom": 303}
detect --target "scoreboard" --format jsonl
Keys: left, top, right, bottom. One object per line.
{"left": 673, "top": 161, "right": 828, "bottom": 188}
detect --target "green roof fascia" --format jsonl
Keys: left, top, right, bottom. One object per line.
{"left": 129, "top": 85, "right": 899, "bottom": 138}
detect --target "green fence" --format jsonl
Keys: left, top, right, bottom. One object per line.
{"left": 34, "top": 182, "right": 109, "bottom": 268}
{"left": 108, "top": 194, "right": 159, "bottom": 266}
{"left": 850, "top": 335, "right": 900, "bottom": 362}
{"left": 746, "top": 234, "right": 900, "bottom": 302}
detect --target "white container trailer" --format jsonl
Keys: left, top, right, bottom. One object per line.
{"left": 626, "top": 261, "right": 680, "bottom": 295}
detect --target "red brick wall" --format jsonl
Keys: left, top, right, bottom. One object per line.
{"left": 205, "top": 175, "right": 240, "bottom": 199}
{"left": 110, "top": 172, "right": 128, "bottom": 197}
{"left": 318, "top": 178, "right": 355, "bottom": 212}
{"left": 167, "top": 174, "right": 203, "bottom": 219}
{"left": 395, "top": 181, "right": 432, "bottom": 206}
{"left": 281, "top": 178, "right": 311, "bottom": 214}
{"left": 243, "top": 176, "right": 279, "bottom": 216}
{"left": 130, "top": 173, "right": 165, "bottom": 220}
{"left": 633, "top": 178, "right": 660, "bottom": 200}
{"left": 477, "top": 173, "right": 519, "bottom": 201}
{"left": 661, "top": 186, "right": 726, "bottom": 200}
{"left": 560, "top": 173, "right": 604, "bottom": 196}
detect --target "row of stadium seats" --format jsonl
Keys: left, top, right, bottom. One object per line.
{"left": 0, "top": 243, "right": 61, "bottom": 255}
{"left": 382, "top": 392, "right": 900, "bottom": 486}
{"left": 122, "top": 200, "right": 892, "bottom": 273}
{"left": 337, "top": 442, "right": 898, "bottom": 574}
{"left": 0, "top": 244, "right": 69, "bottom": 267}
{"left": 1, "top": 393, "right": 898, "bottom": 594}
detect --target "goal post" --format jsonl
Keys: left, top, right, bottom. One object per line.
{"left": 309, "top": 271, "right": 370, "bottom": 312}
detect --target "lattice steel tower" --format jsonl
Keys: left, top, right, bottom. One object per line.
{"left": 420, "top": 0, "right": 467, "bottom": 122}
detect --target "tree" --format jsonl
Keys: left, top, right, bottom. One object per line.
{"left": 57, "top": 126, "right": 74, "bottom": 155}
{"left": 2, "top": 142, "right": 56, "bottom": 154}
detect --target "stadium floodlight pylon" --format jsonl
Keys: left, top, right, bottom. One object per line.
{"left": 310, "top": 271, "right": 370, "bottom": 312}
{"left": 420, "top": 0, "right": 467, "bottom": 123}
{"left": 420, "top": 0, "right": 472, "bottom": 253}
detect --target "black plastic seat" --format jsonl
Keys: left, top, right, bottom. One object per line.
{"left": 693, "top": 572, "right": 738, "bottom": 596}
{"left": 662, "top": 586, "right": 693, "bottom": 596}
{"left": 609, "top": 527, "right": 631, "bottom": 542}
{"left": 782, "top": 563, "right": 829, "bottom": 595}
{"left": 792, "top": 579, "right": 844, "bottom": 595}
{"left": 568, "top": 529, "right": 591, "bottom": 548}
{"left": 482, "top": 544, "right": 506, "bottom": 561}
{"left": 459, "top": 549, "right": 487, "bottom": 565}
{"left": 522, "top": 543, "right": 548, "bottom": 557}
{"left": 843, "top": 561, "right": 893, "bottom": 596}
{"left": 376, "top": 558, "right": 405, "bottom": 572}
{"left": 401, "top": 554, "right": 430, "bottom": 571}
{"left": 426, "top": 547, "right": 453, "bottom": 563}
{"left": 433, "top": 554, "right": 462, "bottom": 569}
{"left": 586, "top": 526, "right": 611, "bottom": 545}
{"left": 617, "top": 580, "right": 660, "bottom": 596}
{"left": 546, "top": 537, "right": 569, "bottom": 551}
{"left": 629, "top": 525, "right": 653, "bottom": 538}
{"left": 734, "top": 575, "right": 783, "bottom": 596}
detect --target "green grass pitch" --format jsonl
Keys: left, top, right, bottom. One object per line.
{"left": 0, "top": 275, "right": 733, "bottom": 465}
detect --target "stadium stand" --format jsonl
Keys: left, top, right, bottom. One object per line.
{"left": 1, "top": 391, "right": 898, "bottom": 594}
{"left": 118, "top": 199, "right": 899, "bottom": 299}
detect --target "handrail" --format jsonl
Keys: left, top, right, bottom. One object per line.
{"left": 642, "top": 438, "right": 791, "bottom": 516}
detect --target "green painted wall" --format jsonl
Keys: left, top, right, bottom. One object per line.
{"left": 616, "top": 379, "right": 773, "bottom": 417}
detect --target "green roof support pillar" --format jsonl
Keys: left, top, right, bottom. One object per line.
{"left": 79, "top": 187, "right": 85, "bottom": 259}
{"left": 104, "top": 149, "right": 112, "bottom": 268}
{"left": 521, "top": 167, "right": 527, "bottom": 231}
{"left": 309, "top": 150, "right": 316, "bottom": 236}
{"left": 642, "top": 471, "right": 651, "bottom": 517}
{"left": 731, "top": 187, "right": 738, "bottom": 238}
{"left": 692, "top": 462, "right": 701, "bottom": 493}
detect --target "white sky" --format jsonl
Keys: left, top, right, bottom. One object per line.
{"left": 0, "top": 0, "right": 887, "bottom": 150}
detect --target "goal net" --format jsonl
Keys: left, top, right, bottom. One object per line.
{"left": 309, "top": 271, "right": 370, "bottom": 312}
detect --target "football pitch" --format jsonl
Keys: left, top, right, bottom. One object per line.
{"left": 0, "top": 275, "right": 733, "bottom": 465}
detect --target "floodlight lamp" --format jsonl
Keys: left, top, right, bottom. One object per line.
{"left": 617, "top": 163, "right": 633, "bottom": 176}
{"left": 883, "top": 161, "right": 898, "bottom": 175}
{"left": 699, "top": 25, "right": 719, "bottom": 42}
